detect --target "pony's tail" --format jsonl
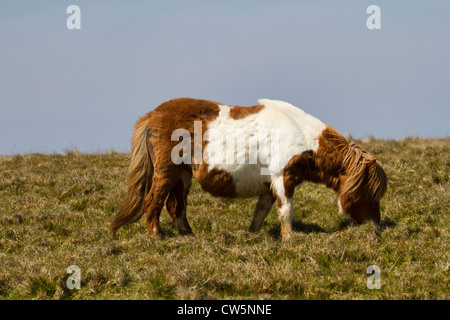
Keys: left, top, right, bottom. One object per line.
{"left": 110, "top": 119, "right": 153, "bottom": 237}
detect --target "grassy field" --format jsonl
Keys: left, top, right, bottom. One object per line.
{"left": 0, "top": 137, "right": 448, "bottom": 300}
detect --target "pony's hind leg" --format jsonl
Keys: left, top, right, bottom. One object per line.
{"left": 144, "top": 170, "right": 181, "bottom": 237}
{"left": 249, "top": 192, "right": 275, "bottom": 232}
{"left": 166, "top": 169, "right": 194, "bottom": 236}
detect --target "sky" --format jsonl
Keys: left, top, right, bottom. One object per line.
{"left": 0, "top": 0, "right": 449, "bottom": 155}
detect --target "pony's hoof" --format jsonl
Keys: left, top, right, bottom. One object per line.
{"left": 179, "top": 230, "right": 195, "bottom": 236}
{"left": 148, "top": 230, "right": 161, "bottom": 238}
{"left": 248, "top": 225, "right": 261, "bottom": 233}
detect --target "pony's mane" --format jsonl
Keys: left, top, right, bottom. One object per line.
{"left": 324, "top": 129, "right": 387, "bottom": 202}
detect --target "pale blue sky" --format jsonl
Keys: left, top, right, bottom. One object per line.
{"left": 1, "top": 1, "right": 449, "bottom": 154}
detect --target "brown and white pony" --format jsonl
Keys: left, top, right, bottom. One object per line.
{"left": 110, "top": 98, "right": 387, "bottom": 240}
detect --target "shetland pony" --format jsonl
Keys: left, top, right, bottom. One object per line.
{"left": 110, "top": 98, "right": 387, "bottom": 240}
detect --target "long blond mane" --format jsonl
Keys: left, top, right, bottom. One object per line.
{"left": 322, "top": 128, "right": 387, "bottom": 202}
{"left": 340, "top": 141, "right": 387, "bottom": 202}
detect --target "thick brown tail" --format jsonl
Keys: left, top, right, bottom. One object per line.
{"left": 110, "top": 119, "right": 153, "bottom": 237}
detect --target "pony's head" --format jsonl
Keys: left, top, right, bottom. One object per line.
{"left": 337, "top": 142, "right": 387, "bottom": 225}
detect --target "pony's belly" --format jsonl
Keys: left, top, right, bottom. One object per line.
{"left": 212, "top": 163, "right": 271, "bottom": 198}
{"left": 193, "top": 163, "right": 271, "bottom": 199}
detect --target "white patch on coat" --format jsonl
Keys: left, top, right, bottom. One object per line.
{"left": 204, "top": 99, "right": 326, "bottom": 198}
{"left": 338, "top": 197, "right": 344, "bottom": 215}
{"left": 337, "top": 197, "right": 350, "bottom": 217}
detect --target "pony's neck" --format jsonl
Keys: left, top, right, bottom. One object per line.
{"left": 281, "top": 128, "right": 346, "bottom": 201}
{"left": 284, "top": 126, "right": 348, "bottom": 193}
{"left": 313, "top": 126, "right": 350, "bottom": 192}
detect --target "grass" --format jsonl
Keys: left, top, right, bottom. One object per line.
{"left": 0, "top": 138, "right": 448, "bottom": 300}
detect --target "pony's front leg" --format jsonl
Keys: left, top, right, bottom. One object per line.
{"left": 276, "top": 196, "right": 294, "bottom": 241}
{"left": 249, "top": 192, "right": 275, "bottom": 232}
{"left": 272, "top": 177, "right": 294, "bottom": 241}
